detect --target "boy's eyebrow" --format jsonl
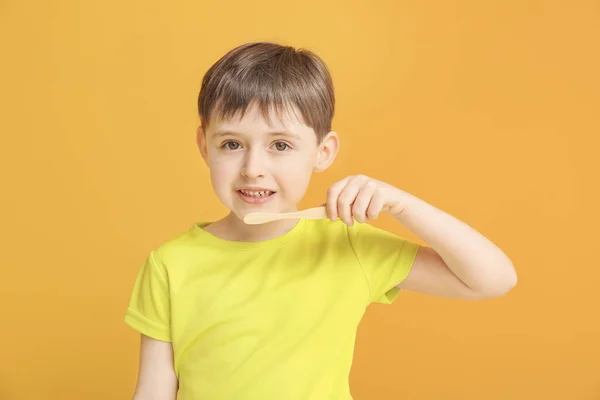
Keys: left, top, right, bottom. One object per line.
{"left": 213, "top": 130, "right": 302, "bottom": 140}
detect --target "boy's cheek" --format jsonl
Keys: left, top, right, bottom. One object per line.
{"left": 280, "top": 169, "right": 312, "bottom": 199}
{"left": 209, "top": 164, "right": 236, "bottom": 181}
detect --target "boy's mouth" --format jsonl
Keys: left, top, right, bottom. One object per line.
{"left": 238, "top": 189, "right": 274, "bottom": 197}
{"left": 236, "top": 189, "right": 276, "bottom": 204}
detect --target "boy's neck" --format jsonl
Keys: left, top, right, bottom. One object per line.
{"left": 204, "top": 211, "right": 300, "bottom": 242}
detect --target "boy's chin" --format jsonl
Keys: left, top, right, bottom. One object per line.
{"left": 230, "top": 209, "right": 246, "bottom": 222}
{"left": 226, "top": 205, "right": 265, "bottom": 222}
{"left": 227, "top": 202, "right": 297, "bottom": 222}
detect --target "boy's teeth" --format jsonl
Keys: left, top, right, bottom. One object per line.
{"left": 240, "top": 190, "right": 272, "bottom": 197}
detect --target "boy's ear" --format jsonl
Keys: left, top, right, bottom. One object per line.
{"left": 196, "top": 126, "right": 208, "bottom": 162}
{"left": 314, "top": 131, "right": 339, "bottom": 173}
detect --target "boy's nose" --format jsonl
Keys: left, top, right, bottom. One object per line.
{"left": 241, "top": 151, "right": 266, "bottom": 179}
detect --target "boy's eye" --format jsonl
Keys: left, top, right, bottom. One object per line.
{"left": 273, "top": 142, "right": 290, "bottom": 151}
{"left": 224, "top": 141, "right": 240, "bottom": 150}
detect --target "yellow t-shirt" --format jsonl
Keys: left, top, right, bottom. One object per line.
{"left": 125, "top": 218, "right": 420, "bottom": 400}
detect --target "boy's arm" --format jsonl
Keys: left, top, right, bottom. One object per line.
{"left": 327, "top": 175, "right": 517, "bottom": 299}
{"left": 391, "top": 188, "right": 516, "bottom": 298}
{"left": 132, "top": 334, "right": 178, "bottom": 400}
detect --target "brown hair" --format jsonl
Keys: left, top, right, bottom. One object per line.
{"left": 197, "top": 42, "right": 335, "bottom": 141}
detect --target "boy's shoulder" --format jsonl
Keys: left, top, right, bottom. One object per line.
{"left": 148, "top": 222, "right": 206, "bottom": 262}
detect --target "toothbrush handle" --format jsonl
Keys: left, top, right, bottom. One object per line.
{"left": 243, "top": 206, "right": 329, "bottom": 224}
{"left": 291, "top": 206, "right": 328, "bottom": 219}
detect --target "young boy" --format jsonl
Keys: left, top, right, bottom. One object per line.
{"left": 125, "top": 42, "right": 517, "bottom": 400}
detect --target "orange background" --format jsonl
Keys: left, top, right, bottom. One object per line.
{"left": 1, "top": 1, "right": 599, "bottom": 399}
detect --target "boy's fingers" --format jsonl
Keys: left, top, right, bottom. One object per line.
{"left": 366, "top": 190, "right": 384, "bottom": 220}
{"left": 337, "top": 182, "right": 359, "bottom": 226}
{"left": 326, "top": 177, "right": 350, "bottom": 220}
{"left": 352, "top": 181, "right": 376, "bottom": 223}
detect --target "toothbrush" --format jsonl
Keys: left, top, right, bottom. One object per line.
{"left": 243, "top": 206, "right": 328, "bottom": 225}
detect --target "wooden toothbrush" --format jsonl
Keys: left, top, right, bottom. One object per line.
{"left": 243, "top": 206, "right": 328, "bottom": 225}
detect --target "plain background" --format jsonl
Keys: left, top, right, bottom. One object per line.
{"left": 1, "top": 1, "right": 599, "bottom": 399}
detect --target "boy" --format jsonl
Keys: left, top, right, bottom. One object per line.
{"left": 125, "top": 42, "right": 517, "bottom": 400}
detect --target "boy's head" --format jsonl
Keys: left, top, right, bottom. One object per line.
{"left": 196, "top": 42, "right": 339, "bottom": 218}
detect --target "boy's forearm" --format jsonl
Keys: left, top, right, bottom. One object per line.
{"left": 391, "top": 189, "right": 516, "bottom": 294}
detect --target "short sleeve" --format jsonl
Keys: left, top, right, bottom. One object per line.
{"left": 348, "top": 222, "right": 421, "bottom": 304}
{"left": 124, "top": 251, "right": 172, "bottom": 341}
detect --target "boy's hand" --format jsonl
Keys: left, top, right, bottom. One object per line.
{"left": 325, "top": 175, "right": 408, "bottom": 226}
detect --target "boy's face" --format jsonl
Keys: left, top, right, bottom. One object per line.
{"left": 198, "top": 103, "right": 338, "bottom": 219}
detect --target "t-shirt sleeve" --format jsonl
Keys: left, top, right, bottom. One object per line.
{"left": 347, "top": 222, "right": 421, "bottom": 304}
{"left": 124, "top": 251, "right": 172, "bottom": 342}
